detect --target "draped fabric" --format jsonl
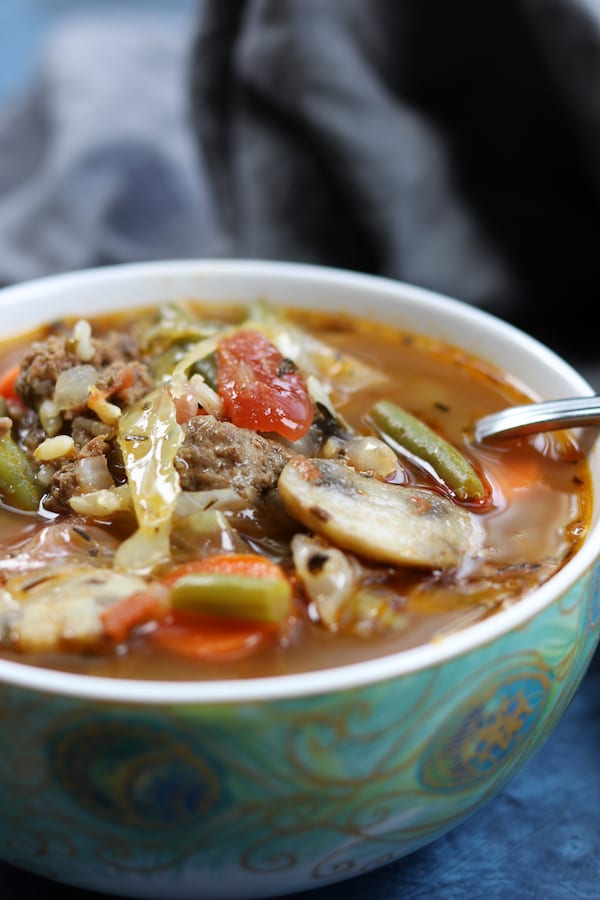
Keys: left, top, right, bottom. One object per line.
{"left": 188, "top": 0, "right": 600, "bottom": 361}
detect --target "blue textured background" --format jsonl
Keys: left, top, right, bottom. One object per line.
{"left": 0, "top": 0, "right": 198, "bottom": 104}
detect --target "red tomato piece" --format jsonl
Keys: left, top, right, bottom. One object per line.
{"left": 217, "top": 330, "right": 313, "bottom": 441}
{"left": 101, "top": 591, "right": 166, "bottom": 644}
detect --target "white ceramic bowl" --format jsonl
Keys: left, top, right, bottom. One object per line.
{"left": 0, "top": 260, "right": 598, "bottom": 900}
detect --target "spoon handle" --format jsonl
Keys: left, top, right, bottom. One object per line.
{"left": 474, "top": 395, "right": 600, "bottom": 442}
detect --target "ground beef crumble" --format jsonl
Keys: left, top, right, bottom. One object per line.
{"left": 15, "top": 330, "right": 150, "bottom": 411}
{"left": 175, "top": 415, "right": 294, "bottom": 502}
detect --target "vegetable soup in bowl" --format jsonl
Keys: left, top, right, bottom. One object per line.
{"left": 0, "top": 260, "right": 598, "bottom": 899}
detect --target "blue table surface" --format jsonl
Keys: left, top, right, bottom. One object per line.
{"left": 0, "top": 2, "right": 598, "bottom": 898}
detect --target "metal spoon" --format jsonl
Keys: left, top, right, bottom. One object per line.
{"left": 474, "top": 395, "right": 600, "bottom": 443}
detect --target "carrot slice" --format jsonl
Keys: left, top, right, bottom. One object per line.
{"left": 101, "top": 591, "right": 165, "bottom": 644}
{"left": 154, "top": 555, "right": 289, "bottom": 661}
{"left": 161, "top": 553, "right": 287, "bottom": 588}
{"left": 151, "top": 611, "right": 275, "bottom": 662}
{"left": 107, "top": 365, "right": 134, "bottom": 397}
{"left": 0, "top": 364, "right": 20, "bottom": 402}
{"left": 495, "top": 454, "right": 543, "bottom": 497}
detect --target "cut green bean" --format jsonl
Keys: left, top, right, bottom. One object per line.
{"left": 191, "top": 352, "right": 219, "bottom": 390}
{"left": 0, "top": 431, "right": 43, "bottom": 511}
{"left": 370, "top": 400, "right": 485, "bottom": 501}
{"left": 170, "top": 574, "right": 292, "bottom": 623}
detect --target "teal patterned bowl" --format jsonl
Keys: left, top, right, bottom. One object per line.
{"left": 0, "top": 261, "right": 598, "bottom": 900}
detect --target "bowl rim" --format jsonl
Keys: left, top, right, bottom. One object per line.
{"left": 0, "top": 258, "right": 597, "bottom": 705}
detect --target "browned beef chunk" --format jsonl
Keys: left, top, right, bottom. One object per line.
{"left": 70, "top": 415, "right": 114, "bottom": 446}
{"left": 93, "top": 331, "right": 140, "bottom": 367}
{"left": 16, "top": 412, "right": 47, "bottom": 454}
{"left": 95, "top": 361, "right": 155, "bottom": 408}
{"left": 175, "top": 415, "right": 294, "bottom": 502}
{"left": 15, "top": 335, "right": 82, "bottom": 408}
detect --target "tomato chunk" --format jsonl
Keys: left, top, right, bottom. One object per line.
{"left": 101, "top": 591, "right": 166, "bottom": 644}
{"left": 217, "top": 330, "right": 313, "bottom": 440}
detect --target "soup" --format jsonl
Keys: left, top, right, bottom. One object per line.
{"left": 0, "top": 299, "right": 591, "bottom": 679}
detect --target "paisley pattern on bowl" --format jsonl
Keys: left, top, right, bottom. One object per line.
{"left": 419, "top": 658, "right": 553, "bottom": 791}
{"left": 48, "top": 720, "right": 222, "bottom": 829}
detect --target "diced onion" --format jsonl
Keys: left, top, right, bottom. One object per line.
{"left": 173, "top": 391, "right": 199, "bottom": 424}
{"left": 54, "top": 365, "right": 98, "bottom": 410}
{"left": 39, "top": 399, "right": 63, "bottom": 437}
{"left": 291, "top": 533, "right": 359, "bottom": 629}
{"left": 36, "top": 463, "right": 56, "bottom": 487}
{"left": 77, "top": 456, "right": 114, "bottom": 492}
{"left": 174, "top": 489, "right": 245, "bottom": 516}
{"left": 1, "top": 565, "right": 149, "bottom": 653}
{"left": 344, "top": 435, "right": 398, "bottom": 477}
{"left": 188, "top": 375, "right": 223, "bottom": 416}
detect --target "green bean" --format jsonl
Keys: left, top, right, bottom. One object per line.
{"left": 171, "top": 574, "right": 292, "bottom": 623}
{"left": 191, "top": 352, "right": 219, "bottom": 390}
{"left": 370, "top": 400, "right": 485, "bottom": 502}
{"left": 0, "top": 430, "right": 43, "bottom": 511}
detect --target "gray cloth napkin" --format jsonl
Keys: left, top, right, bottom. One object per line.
{"left": 0, "top": 9, "right": 228, "bottom": 285}
{"left": 190, "top": 0, "right": 600, "bottom": 365}
{"left": 1, "top": 0, "right": 600, "bottom": 368}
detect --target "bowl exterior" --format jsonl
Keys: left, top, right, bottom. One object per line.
{"left": 0, "top": 561, "right": 598, "bottom": 900}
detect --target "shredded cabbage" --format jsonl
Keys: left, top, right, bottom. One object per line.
{"left": 245, "top": 300, "right": 388, "bottom": 397}
{"left": 114, "top": 386, "right": 183, "bottom": 574}
{"left": 141, "top": 300, "right": 221, "bottom": 352}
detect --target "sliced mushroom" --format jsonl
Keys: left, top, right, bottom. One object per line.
{"left": 278, "top": 457, "right": 481, "bottom": 569}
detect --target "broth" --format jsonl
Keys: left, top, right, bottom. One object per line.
{"left": 0, "top": 302, "right": 591, "bottom": 679}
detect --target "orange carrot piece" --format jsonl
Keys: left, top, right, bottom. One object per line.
{"left": 101, "top": 591, "right": 165, "bottom": 644}
{"left": 497, "top": 455, "right": 543, "bottom": 494}
{"left": 105, "top": 364, "right": 134, "bottom": 399}
{"left": 151, "top": 611, "right": 275, "bottom": 662}
{"left": 0, "top": 364, "right": 20, "bottom": 402}
{"left": 154, "top": 555, "right": 289, "bottom": 661}
{"left": 161, "top": 553, "right": 287, "bottom": 589}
